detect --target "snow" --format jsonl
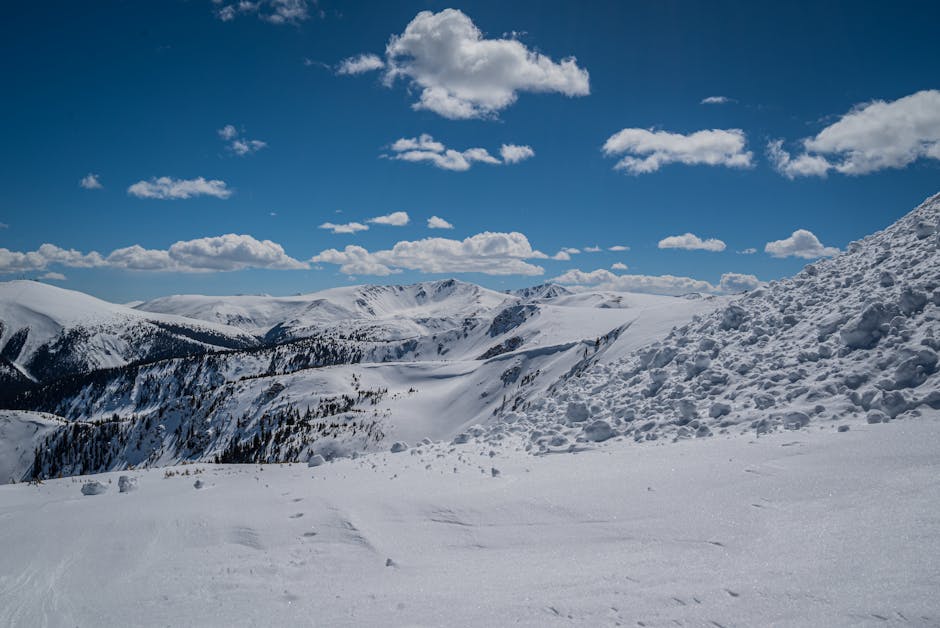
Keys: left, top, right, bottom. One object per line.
{"left": 0, "top": 417, "right": 937, "bottom": 626}
{"left": 0, "top": 410, "right": 64, "bottom": 482}
{"left": 0, "top": 280, "right": 255, "bottom": 381}
{"left": 2, "top": 193, "right": 940, "bottom": 625}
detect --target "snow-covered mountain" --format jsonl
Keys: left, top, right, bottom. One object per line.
{"left": 0, "top": 278, "right": 724, "bottom": 479}
{"left": 0, "top": 281, "right": 257, "bottom": 388}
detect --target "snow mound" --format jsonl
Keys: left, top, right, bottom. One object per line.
{"left": 491, "top": 192, "right": 940, "bottom": 452}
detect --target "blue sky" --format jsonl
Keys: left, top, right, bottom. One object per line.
{"left": 1, "top": 0, "right": 938, "bottom": 301}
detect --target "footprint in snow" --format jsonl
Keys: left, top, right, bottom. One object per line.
{"left": 289, "top": 512, "right": 304, "bottom": 519}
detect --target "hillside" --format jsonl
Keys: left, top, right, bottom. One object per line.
{"left": 1, "top": 280, "right": 723, "bottom": 479}
{"left": 502, "top": 192, "right": 940, "bottom": 450}
{"left": 0, "top": 281, "right": 258, "bottom": 387}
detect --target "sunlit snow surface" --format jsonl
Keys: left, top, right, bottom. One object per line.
{"left": 1, "top": 417, "right": 938, "bottom": 627}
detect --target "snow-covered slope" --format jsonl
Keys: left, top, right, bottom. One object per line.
{"left": 136, "top": 279, "right": 513, "bottom": 343}
{"left": 0, "top": 410, "right": 65, "bottom": 482}
{"left": 506, "top": 192, "right": 940, "bottom": 451}
{"left": 0, "top": 281, "right": 258, "bottom": 385}
{"left": 1, "top": 418, "right": 937, "bottom": 626}
{"left": 17, "top": 285, "right": 723, "bottom": 477}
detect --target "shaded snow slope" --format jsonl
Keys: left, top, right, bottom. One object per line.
{"left": 1, "top": 418, "right": 937, "bottom": 626}
{"left": 0, "top": 281, "right": 257, "bottom": 384}
{"left": 507, "top": 193, "right": 940, "bottom": 450}
{"left": 0, "top": 410, "right": 65, "bottom": 482}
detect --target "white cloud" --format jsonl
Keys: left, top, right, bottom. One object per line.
{"left": 107, "top": 235, "right": 307, "bottom": 272}
{"left": 562, "top": 247, "right": 581, "bottom": 255}
{"left": 0, "top": 223, "right": 7, "bottom": 229}
{"left": 701, "top": 96, "right": 732, "bottom": 105}
{"left": 319, "top": 221, "right": 369, "bottom": 235}
{"left": 584, "top": 245, "right": 602, "bottom": 253}
{"left": 738, "top": 247, "right": 757, "bottom": 255}
{"left": 611, "top": 262, "right": 628, "bottom": 270}
{"left": 369, "top": 211, "right": 410, "bottom": 226}
{"left": 231, "top": 139, "right": 267, "bottom": 156}
{"left": 499, "top": 144, "right": 535, "bottom": 163}
{"left": 39, "top": 272, "right": 67, "bottom": 281}
{"left": 770, "top": 90, "right": 940, "bottom": 177}
{"left": 764, "top": 229, "right": 839, "bottom": 259}
{"left": 214, "top": 0, "right": 315, "bottom": 24}
{"left": 312, "top": 231, "right": 546, "bottom": 277}
{"left": 719, "top": 272, "right": 762, "bottom": 293}
{"left": 553, "top": 268, "right": 760, "bottom": 296}
{"left": 608, "top": 245, "right": 629, "bottom": 252}
{"left": 766, "top": 139, "right": 832, "bottom": 179}
{"left": 387, "top": 134, "right": 531, "bottom": 171}
{"left": 551, "top": 250, "right": 572, "bottom": 261}
{"left": 602, "top": 128, "right": 753, "bottom": 174}
{"left": 372, "top": 9, "right": 589, "bottom": 119}
{"left": 658, "top": 233, "right": 727, "bottom": 252}
{"left": 427, "top": 216, "right": 454, "bottom": 229}
{"left": 1, "top": 234, "right": 307, "bottom": 274}
{"left": 79, "top": 173, "right": 103, "bottom": 189}
{"left": 164, "top": 234, "right": 305, "bottom": 271}
{"left": 337, "top": 53, "right": 385, "bottom": 75}
{"left": 218, "top": 125, "right": 267, "bottom": 156}
{"left": 128, "top": 177, "right": 232, "bottom": 200}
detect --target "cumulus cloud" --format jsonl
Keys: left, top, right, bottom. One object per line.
{"left": 164, "top": 234, "right": 305, "bottom": 271}
{"left": 701, "top": 96, "right": 733, "bottom": 105}
{"left": 738, "top": 247, "right": 757, "bottom": 255}
{"left": 611, "top": 262, "right": 628, "bottom": 270}
{"left": 386, "top": 134, "right": 531, "bottom": 171}
{"left": 312, "top": 231, "right": 547, "bottom": 277}
{"left": 499, "top": 144, "right": 535, "bottom": 163}
{"left": 769, "top": 90, "right": 940, "bottom": 178}
{"left": 764, "top": 229, "right": 839, "bottom": 259}
{"left": 427, "top": 216, "right": 454, "bottom": 229}
{"left": 553, "top": 268, "right": 761, "bottom": 296}
{"left": 658, "top": 233, "right": 727, "bottom": 252}
{"left": 348, "top": 9, "right": 589, "bottom": 119}
{"left": 583, "top": 246, "right": 602, "bottom": 253}
{"left": 608, "top": 245, "right": 629, "bottom": 252}
{"left": 319, "top": 221, "right": 369, "bottom": 235}
{"left": 368, "top": 211, "right": 410, "bottom": 226}
{"left": 214, "top": 0, "right": 316, "bottom": 24}
{"left": 1, "top": 235, "right": 306, "bottom": 274}
{"left": 128, "top": 177, "right": 232, "bottom": 200}
{"left": 603, "top": 128, "right": 753, "bottom": 174}
{"left": 39, "top": 272, "right": 67, "bottom": 281}
{"left": 766, "top": 139, "right": 832, "bottom": 179}
{"left": 218, "top": 125, "right": 267, "bottom": 156}
{"left": 719, "top": 272, "right": 762, "bottom": 293}
{"left": 79, "top": 173, "right": 103, "bottom": 189}
{"left": 337, "top": 53, "right": 385, "bottom": 75}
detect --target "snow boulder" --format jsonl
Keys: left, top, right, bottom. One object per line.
{"left": 709, "top": 402, "right": 732, "bottom": 418}
{"left": 118, "top": 475, "right": 137, "bottom": 493}
{"left": 81, "top": 481, "right": 107, "bottom": 496}
{"left": 582, "top": 420, "right": 616, "bottom": 442}
{"left": 892, "top": 350, "right": 937, "bottom": 389}
{"left": 390, "top": 441, "right": 409, "bottom": 453}
{"left": 719, "top": 305, "right": 747, "bottom": 331}
{"left": 840, "top": 302, "right": 897, "bottom": 350}
{"left": 565, "top": 401, "right": 590, "bottom": 423}
{"left": 307, "top": 454, "right": 326, "bottom": 467}
{"left": 783, "top": 411, "right": 811, "bottom": 430}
